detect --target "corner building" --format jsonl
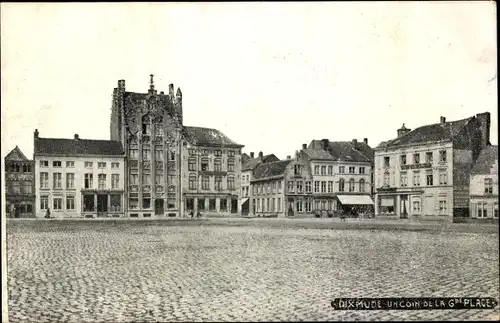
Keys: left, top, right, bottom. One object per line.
{"left": 110, "top": 75, "right": 243, "bottom": 217}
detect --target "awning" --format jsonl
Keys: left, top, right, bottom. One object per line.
{"left": 337, "top": 195, "right": 374, "bottom": 205}
{"left": 240, "top": 198, "right": 249, "bottom": 206}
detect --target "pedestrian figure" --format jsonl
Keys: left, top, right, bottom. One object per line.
{"left": 189, "top": 210, "right": 194, "bottom": 218}
{"left": 45, "top": 207, "right": 51, "bottom": 219}
{"left": 339, "top": 209, "right": 346, "bottom": 222}
{"left": 197, "top": 210, "right": 201, "bottom": 218}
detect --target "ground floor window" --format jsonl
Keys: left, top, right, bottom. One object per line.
{"left": 220, "top": 198, "right": 227, "bottom": 211}
{"left": 83, "top": 195, "right": 94, "bottom": 212}
{"left": 379, "top": 196, "right": 396, "bottom": 214}
{"left": 66, "top": 196, "right": 75, "bottom": 210}
{"left": 494, "top": 203, "right": 498, "bottom": 218}
{"left": 271, "top": 198, "right": 275, "bottom": 212}
{"left": 110, "top": 194, "right": 121, "bottom": 212}
{"left": 129, "top": 198, "right": 138, "bottom": 209}
{"left": 277, "top": 198, "right": 282, "bottom": 212}
{"left": 198, "top": 198, "right": 205, "bottom": 210}
{"left": 186, "top": 198, "right": 194, "bottom": 210}
{"left": 305, "top": 200, "right": 312, "bottom": 212}
{"left": 53, "top": 197, "right": 63, "bottom": 211}
{"left": 40, "top": 196, "right": 49, "bottom": 210}
{"left": 439, "top": 200, "right": 447, "bottom": 215}
{"left": 478, "top": 202, "right": 488, "bottom": 218}
{"left": 412, "top": 200, "right": 421, "bottom": 214}
{"left": 167, "top": 198, "right": 176, "bottom": 209}
{"left": 296, "top": 200, "right": 303, "bottom": 212}
{"left": 314, "top": 200, "right": 320, "bottom": 211}
{"left": 209, "top": 198, "right": 216, "bottom": 211}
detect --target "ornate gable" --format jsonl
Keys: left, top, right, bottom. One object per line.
{"left": 5, "top": 146, "right": 29, "bottom": 162}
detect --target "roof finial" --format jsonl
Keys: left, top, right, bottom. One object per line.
{"left": 150, "top": 74, "right": 154, "bottom": 90}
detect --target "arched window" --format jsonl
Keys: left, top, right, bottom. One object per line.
{"left": 339, "top": 178, "right": 345, "bottom": 192}
{"left": 227, "top": 158, "right": 235, "bottom": 172}
{"left": 359, "top": 179, "right": 365, "bottom": 193}
{"left": 142, "top": 115, "right": 151, "bottom": 135}
{"left": 188, "top": 174, "right": 197, "bottom": 190}
{"left": 188, "top": 157, "right": 197, "bottom": 171}
{"left": 349, "top": 179, "right": 355, "bottom": 192}
{"left": 214, "top": 158, "right": 222, "bottom": 171}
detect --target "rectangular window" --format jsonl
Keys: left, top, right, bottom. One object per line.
{"left": 155, "top": 147, "right": 164, "bottom": 161}
{"left": 314, "top": 181, "right": 320, "bottom": 193}
{"left": 321, "top": 181, "right": 326, "bottom": 193}
{"left": 359, "top": 167, "right": 365, "bottom": 174}
{"left": 22, "top": 182, "right": 32, "bottom": 194}
{"left": 349, "top": 167, "right": 355, "bottom": 174}
{"left": 66, "top": 161, "right": 75, "bottom": 168}
{"left": 40, "top": 196, "right": 49, "bottom": 210}
{"left": 66, "top": 173, "right": 75, "bottom": 189}
{"left": 84, "top": 173, "right": 93, "bottom": 189}
{"left": 328, "top": 166, "right": 333, "bottom": 175}
{"left": 188, "top": 158, "right": 197, "bottom": 171}
{"left": 426, "top": 152, "right": 433, "bottom": 164}
{"left": 288, "top": 181, "right": 294, "bottom": 193}
{"left": 278, "top": 181, "right": 282, "bottom": 193}
{"left": 53, "top": 173, "right": 62, "bottom": 189}
{"left": 40, "top": 172, "right": 49, "bottom": 189}
{"left": 112, "top": 174, "right": 120, "bottom": 189}
{"left": 439, "top": 171, "right": 448, "bottom": 185}
{"left": 66, "top": 196, "right": 75, "bottom": 210}
{"left": 53, "top": 161, "right": 62, "bottom": 168}
{"left": 98, "top": 162, "right": 106, "bottom": 169}
{"left": 348, "top": 180, "right": 355, "bottom": 192}
{"left": 220, "top": 198, "right": 227, "bottom": 211}
{"left": 98, "top": 174, "right": 106, "bottom": 189}
{"left": 142, "top": 149, "right": 151, "bottom": 160}
{"left": 321, "top": 166, "right": 326, "bottom": 175}
{"left": 494, "top": 203, "right": 498, "bottom": 218}
{"left": 130, "top": 149, "right": 139, "bottom": 159}
{"left": 339, "top": 166, "right": 345, "bottom": 174}
{"left": 413, "top": 153, "right": 420, "bottom": 164}
{"left": 214, "top": 159, "right": 222, "bottom": 171}
{"left": 142, "top": 174, "right": 151, "bottom": 185}
{"left": 296, "top": 200, "right": 303, "bottom": 212}
{"left": 189, "top": 149, "right": 196, "bottom": 156}
{"left": 214, "top": 150, "right": 222, "bottom": 157}
{"left": 439, "top": 201, "right": 447, "bottom": 215}
{"left": 400, "top": 172, "right": 408, "bottom": 187}
{"left": 10, "top": 181, "right": 20, "bottom": 194}
{"left": 85, "top": 162, "right": 93, "bottom": 168}
{"left": 40, "top": 160, "right": 49, "bottom": 167}
{"left": 111, "top": 162, "right": 120, "bottom": 168}
{"left": 412, "top": 200, "right": 421, "bottom": 213}
{"left": 439, "top": 150, "right": 447, "bottom": 163}
{"left": 305, "top": 181, "right": 312, "bottom": 193}
{"left": 53, "top": 197, "right": 63, "bottom": 211}
{"left": 209, "top": 199, "right": 216, "bottom": 211}
{"left": 426, "top": 172, "right": 433, "bottom": 186}
{"left": 215, "top": 176, "right": 222, "bottom": 190}
{"left": 305, "top": 200, "right": 312, "bottom": 212}
{"left": 200, "top": 159, "right": 209, "bottom": 171}
{"left": 143, "top": 197, "right": 151, "bottom": 209}
{"left": 228, "top": 176, "right": 235, "bottom": 190}
{"left": 400, "top": 155, "right": 407, "bottom": 165}
{"left": 484, "top": 178, "right": 493, "bottom": 194}
{"left": 202, "top": 175, "right": 210, "bottom": 190}
{"left": 228, "top": 150, "right": 235, "bottom": 157}
{"left": 228, "top": 159, "right": 235, "bottom": 172}
{"left": 328, "top": 181, "right": 333, "bottom": 193}
{"left": 314, "top": 166, "right": 320, "bottom": 175}
{"left": 296, "top": 181, "right": 303, "bottom": 193}
{"left": 277, "top": 198, "right": 282, "bottom": 212}
{"left": 383, "top": 157, "right": 390, "bottom": 167}
{"left": 294, "top": 165, "right": 301, "bottom": 175}
{"left": 130, "top": 174, "right": 138, "bottom": 185}
{"left": 413, "top": 172, "right": 420, "bottom": 186}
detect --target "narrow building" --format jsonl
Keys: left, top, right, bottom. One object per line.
{"left": 241, "top": 152, "right": 279, "bottom": 215}
{"left": 374, "top": 113, "right": 491, "bottom": 220}
{"left": 469, "top": 145, "right": 498, "bottom": 221}
{"left": 4, "top": 146, "right": 35, "bottom": 218}
{"left": 33, "top": 130, "right": 126, "bottom": 218}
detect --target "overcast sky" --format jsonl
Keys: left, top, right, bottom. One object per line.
{"left": 1, "top": 2, "right": 497, "bottom": 161}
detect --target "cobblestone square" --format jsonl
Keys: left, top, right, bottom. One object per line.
{"left": 6, "top": 220, "right": 500, "bottom": 322}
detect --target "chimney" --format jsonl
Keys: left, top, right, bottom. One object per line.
{"left": 118, "top": 79, "right": 125, "bottom": 89}
{"left": 258, "top": 151, "right": 263, "bottom": 160}
{"left": 352, "top": 139, "right": 358, "bottom": 147}
{"left": 302, "top": 143, "right": 307, "bottom": 150}
{"left": 287, "top": 155, "right": 291, "bottom": 160}
{"left": 149, "top": 74, "right": 155, "bottom": 90}
{"left": 321, "top": 139, "right": 329, "bottom": 151}
{"left": 74, "top": 134, "right": 79, "bottom": 140}
{"left": 363, "top": 138, "right": 368, "bottom": 144}
{"left": 250, "top": 152, "right": 254, "bottom": 158}
{"left": 476, "top": 112, "right": 491, "bottom": 148}
{"left": 34, "top": 129, "right": 39, "bottom": 139}
{"left": 169, "top": 84, "right": 174, "bottom": 97}
{"left": 440, "top": 116, "right": 446, "bottom": 125}
{"left": 397, "top": 123, "right": 411, "bottom": 138}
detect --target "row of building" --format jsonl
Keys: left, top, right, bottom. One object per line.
{"left": 4, "top": 76, "right": 498, "bottom": 221}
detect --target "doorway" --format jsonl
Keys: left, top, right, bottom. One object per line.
{"left": 287, "top": 199, "right": 294, "bottom": 216}
{"left": 231, "top": 198, "right": 238, "bottom": 214}
{"left": 400, "top": 195, "right": 409, "bottom": 218}
{"left": 155, "top": 199, "right": 164, "bottom": 215}
{"left": 97, "top": 194, "right": 108, "bottom": 215}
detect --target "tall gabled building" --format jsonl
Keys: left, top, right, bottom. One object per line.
{"left": 110, "top": 75, "right": 243, "bottom": 217}
{"left": 4, "top": 146, "right": 35, "bottom": 218}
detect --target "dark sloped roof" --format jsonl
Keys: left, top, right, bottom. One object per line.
{"left": 5, "top": 146, "right": 29, "bottom": 161}
{"left": 471, "top": 145, "right": 498, "bottom": 175}
{"left": 252, "top": 160, "right": 292, "bottom": 180}
{"left": 182, "top": 126, "right": 243, "bottom": 147}
{"left": 35, "top": 138, "right": 124, "bottom": 156}
{"left": 242, "top": 154, "right": 279, "bottom": 171}
{"left": 305, "top": 140, "right": 373, "bottom": 162}
{"left": 384, "top": 117, "right": 473, "bottom": 147}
